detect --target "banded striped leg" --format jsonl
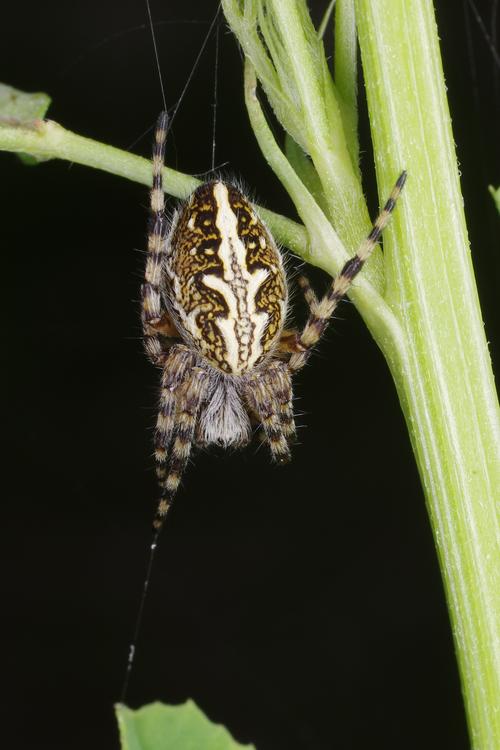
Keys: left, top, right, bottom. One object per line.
{"left": 289, "top": 171, "right": 407, "bottom": 373}
{"left": 245, "top": 366, "right": 291, "bottom": 464}
{"left": 276, "top": 279, "right": 317, "bottom": 354}
{"left": 297, "top": 274, "right": 318, "bottom": 310}
{"left": 277, "top": 328, "right": 301, "bottom": 354}
{"left": 269, "top": 361, "right": 296, "bottom": 441}
{"left": 274, "top": 277, "right": 317, "bottom": 355}
{"left": 154, "top": 345, "right": 197, "bottom": 485}
{"left": 141, "top": 111, "right": 173, "bottom": 365}
{"left": 153, "top": 368, "right": 208, "bottom": 531}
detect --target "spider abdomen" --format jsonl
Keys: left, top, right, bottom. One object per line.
{"left": 166, "top": 181, "right": 287, "bottom": 374}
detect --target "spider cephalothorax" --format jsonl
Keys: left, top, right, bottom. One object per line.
{"left": 142, "top": 112, "right": 406, "bottom": 531}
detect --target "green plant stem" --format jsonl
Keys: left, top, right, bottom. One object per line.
{"left": 355, "top": 2, "right": 500, "bottom": 747}
{"left": 243, "top": 61, "right": 404, "bottom": 353}
{"left": 333, "top": 0, "right": 359, "bottom": 170}
{"left": 0, "top": 117, "right": 308, "bottom": 257}
{"left": 225, "top": 1, "right": 500, "bottom": 746}
{"left": 222, "top": 0, "right": 386, "bottom": 290}
{"left": 2, "top": 1, "right": 499, "bottom": 737}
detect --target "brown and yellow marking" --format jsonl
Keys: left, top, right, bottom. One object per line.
{"left": 166, "top": 181, "right": 288, "bottom": 374}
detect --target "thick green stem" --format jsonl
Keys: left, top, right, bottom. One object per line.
{"left": 355, "top": 2, "right": 500, "bottom": 747}
{"left": 224, "top": 1, "right": 500, "bottom": 746}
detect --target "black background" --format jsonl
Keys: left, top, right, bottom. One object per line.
{"left": 1, "top": 1, "right": 498, "bottom": 749}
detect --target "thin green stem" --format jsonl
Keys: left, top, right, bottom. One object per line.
{"left": 318, "top": 1, "right": 336, "bottom": 40}
{"left": 333, "top": 0, "right": 359, "bottom": 170}
{"left": 244, "top": 61, "right": 405, "bottom": 353}
{"left": 221, "top": 0, "right": 385, "bottom": 293}
{"left": 263, "top": 0, "right": 370, "bottom": 249}
{"left": 0, "top": 116, "right": 307, "bottom": 256}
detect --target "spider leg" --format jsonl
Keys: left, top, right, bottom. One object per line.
{"left": 289, "top": 171, "right": 407, "bottom": 372}
{"left": 276, "top": 277, "right": 317, "bottom": 355}
{"left": 153, "top": 367, "right": 208, "bottom": 531}
{"left": 296, "top": 274, "right": 318, "bottom": 310}
{"left": 279, "top": 376, "right": 295, "bottom": 442}
{"left": 270, "top": 360, "right": 296, "bottom": 441}
{"left": 276, "top": 328, "right": 300, "bottom": 354}
{"left": 141, "top": 111, "right": 180, "bottom": 365}
{"left": 154, "top": 345, "right": 197, "bottom": 485}
{"left": 245, "top": 363, "right": 292, "bottom": 463}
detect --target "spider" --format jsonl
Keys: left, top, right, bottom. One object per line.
{"left": 142, "top": 111, "right": 406, "bottom": 532}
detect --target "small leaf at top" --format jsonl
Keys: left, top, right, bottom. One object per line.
{"left": 0, "top": 82, "right": 52, "bottom": 164}
{"left": 0, "top": 82, "right": 51, "bottom": 121}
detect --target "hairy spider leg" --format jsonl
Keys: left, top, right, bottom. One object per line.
{"left": 141, "top": 111, "right": 180, "bottom": 365}
{"left": 154, "top": 367, "right": 208, "bottom": 531}
{"left": 288, "top": 171, "right": 407, "bottom": 372}
{"left": 154, "top": 345, "right": 197, "bottom": 486}
{"left": 245, "top": 361, "right": 293, "bottom": 464}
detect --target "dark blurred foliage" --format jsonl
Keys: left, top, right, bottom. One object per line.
{"left": 1, "top": 1, "right": 498, "bottom": 748}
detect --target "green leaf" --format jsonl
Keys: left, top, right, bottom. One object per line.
{"left": 0, "top": 82, "right": 51, "bottom": 120}
{"left": 115, "top": 701, "right": 256, "bottom": 750}
{"left": 333, "top": 0, "right": 359, "bottom": 171}
{"left": 488, "top": 185, "right": 500, "bottom": 214}
{"left": 0, "top": 82, "right": 51, "bottom": 163}
{"left": 284, "top": 133, "right": 329, "bottom": 215}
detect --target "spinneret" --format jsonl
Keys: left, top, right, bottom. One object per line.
{"left": 141, "top": 111, "right": 406, "bottom": 531}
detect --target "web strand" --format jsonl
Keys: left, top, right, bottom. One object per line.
{"left": 120, "top": 0, "right": 223, "bottom": 705}
{"left": 211, "top": 14, "right": 220, "bottom": 172}
{"left": 145, "top": 0, "right": 168, "bottom": 111}
{"left": 120, "top": 531, "right": 160, "bottom": 704}
{"left": 465, "top": 0, "right": 500, "bottom": 69}
{"left": 127, "top": 3, "right": 222, "bottom": 152}
{"left": 169, "top": 3, "right": 221, "bottom": 131}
